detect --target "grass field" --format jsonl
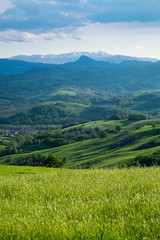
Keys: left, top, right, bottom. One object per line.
{"left": 1, "top": 165, "right": 160, "bottom": 239}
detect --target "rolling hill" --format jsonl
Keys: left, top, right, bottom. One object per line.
{"left": 1, "top": 56, "right": 160, "bottom": 99}
{"left": 0, "top": 59, "right": 53, "bottom": 76}
{"left": 1, "top": 119, "right": 160, "bottom": 168}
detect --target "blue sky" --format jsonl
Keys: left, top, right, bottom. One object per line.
{"left": 0, "top": 0, "right": 160, "bottom": 58}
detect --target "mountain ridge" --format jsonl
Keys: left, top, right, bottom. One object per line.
{"left": 1, "top": 55, "right": 153, "bottom": 76}
{"left": 9, "top": 51, "right": 159, "bottom": 64}
{"left": 1, "top": 56, "right": 160, "bottom": 97}
{"left": 64, "top": 55, "right": 114, "bottom": 68}
{"left": 0, "top": 59, "right": 54, "bottom": 76}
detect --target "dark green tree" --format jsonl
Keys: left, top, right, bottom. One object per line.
{"left": 152, "top": 124, "right": 156, "bottom": 130}
{"left": 44, "top": 155, "right": 64, "bottom": 168}
{"left": 115, "top": 125, "right": 122, "bottom": 132}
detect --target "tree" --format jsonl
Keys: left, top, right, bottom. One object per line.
{"left": 44, "top": 155, "right": 64, "bottom": 168}
{"left": 115, "top": 125, "right": 122, "bottom": 132}
{"left": 100, "top": 131, "right": 107, "bottom": 138}
{"left": 152, "top": 124, "right": 156, "bottom": 130}
{"left": 62, "top": 157, "right": 67, "bottom": 163}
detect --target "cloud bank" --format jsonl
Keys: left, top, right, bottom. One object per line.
{"left": 0, "top": 0, "right": 160, "bottom": 42}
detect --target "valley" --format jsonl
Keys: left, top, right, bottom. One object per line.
{"left": 1, "top": 56, "right": 160, "bottom": 169}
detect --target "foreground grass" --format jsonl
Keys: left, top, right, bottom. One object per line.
{"left": 1, "top": 166, "right": 160, "bottom": 239}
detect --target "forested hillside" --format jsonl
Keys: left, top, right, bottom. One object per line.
{"left": 0, "top": 59, "right": 53, "bottom": 76}
{"left": 1, "top": 57, "right": 160, "bottom": 169}
{"left": 1, "top": 57, "right": 160, "bottom": 98}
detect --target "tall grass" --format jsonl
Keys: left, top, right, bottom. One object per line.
{"left": 1, "top": 166, "right": 160, "bottom": 239}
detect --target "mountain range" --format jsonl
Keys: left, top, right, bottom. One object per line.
{"left": 10, "top": 51, "right": 159, "bottom": 64}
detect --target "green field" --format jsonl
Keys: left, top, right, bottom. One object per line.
{"left": 1, "top": 119, "right": 160, "bottom": 168}
{"left": 43, "top": 101, "right": 89, "bottom": 114}
{"left": 49, "top": 89, "right": 77, "bottom": 96}
{"left": 0, "top": 165, "right": 160, "bottom": 239}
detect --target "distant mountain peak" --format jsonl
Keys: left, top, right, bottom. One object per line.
{"left": 64, "top": 55, "right": 112, "bottom": 68}
{"left": 77, "top": 55, "right": 96, "bottom": 62}
{"left": 9, "top": 52, "right": 159, "bottom": 65}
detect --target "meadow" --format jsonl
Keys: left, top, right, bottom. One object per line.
{"left": 1, "top": 165, "right": 160, "bottom": 239}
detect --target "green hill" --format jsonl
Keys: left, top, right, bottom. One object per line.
{"left": 0, "top": 59, "right": 53, "bottom": 76}
{"left": 1, "top": 58, "right": 160, "bottom": 98}
{"left": 1, "top": 119, "right": 160, "bottom": 168}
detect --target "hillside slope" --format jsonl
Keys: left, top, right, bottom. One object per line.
{"left": 1, "top": 119, "right": 160, "bottom": 168}
{"left": 0, "top": 59, "right": 53, "bottom": 76}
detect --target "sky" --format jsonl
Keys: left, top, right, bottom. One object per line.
{"left": 0, "top": 0, "right": 160, "bottom": 59}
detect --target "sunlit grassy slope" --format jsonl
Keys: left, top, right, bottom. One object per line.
{"left": 1, "top": 119, "right": 160, "bottom": 168}
{"left": 1, "top": 165, "right": 160, "bottom": 239}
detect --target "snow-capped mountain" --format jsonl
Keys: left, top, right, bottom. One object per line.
{"left": 10, "top": 51, "right": 158, "bottom": 64}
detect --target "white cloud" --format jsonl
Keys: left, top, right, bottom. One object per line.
{"left": 0, "top": 2, "right": 160, "bottom": 59}
{"left": 0, "top": 30, "right": 37, "bottom": 42}
{"left": 32, "top": 0, "right": 57, "bottom": 5}
{"left": 0, "top": 0, "right": 14, "bottom": 14}
{"left": 0, "top": 27, "right": 80, "bottom": 42}
{"left": 1, "top": 0, "right": 160, "bottom": 36}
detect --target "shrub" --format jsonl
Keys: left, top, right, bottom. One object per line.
{"left": 44, "top": 155, "right": 64, "bottom": 168}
